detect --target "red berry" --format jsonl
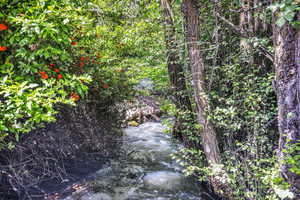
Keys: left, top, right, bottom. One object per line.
{"left": 70, "top": 92, "right": 80, "bottom": 101}
{"left": 79, "top": 62, "right": 84, "bottom": 68}
{"left": 0, "top": 24, "right": 8, "bottom": 31}
{"left": 0, "top": 46, "right": 7, "bottom": 51}
{"left": 57, "top": 74, "right": 63, "bottom": 80}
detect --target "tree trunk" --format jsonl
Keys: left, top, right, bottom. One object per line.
{"left": 181, "top": 0, "right": 233, "bottom": 197}
{"left": 160, "top": 0, "right": 194, "bottom": 142}
{"left": 273, "top": 12, "right": 300, "bottom": 198}
{"left": 240, "top": 0, "right": 254, "bottom": 62}
{"left": 160, "top": 0, "right": 192, "bottom": 112}
{"left": 254, "top": 0, "right": 259, "bottom": 32}
{"left": 240, "top": 0, "right": 249, "bottom": 49}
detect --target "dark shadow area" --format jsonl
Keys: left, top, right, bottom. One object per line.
{"left": 0, "top": 93, "right": 123, "bottom": 200}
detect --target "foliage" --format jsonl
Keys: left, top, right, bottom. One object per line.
{"left": 268, "top": 0, "right": 300, "bottom": 27}
{"left": 0, "top": 0, "right": 159, "bottom": 150}
{"left": 166, "top": 0, "right": 285, "bottom": 198}
{"left": 0, "top": 0, "right": 93, "bottom": 149}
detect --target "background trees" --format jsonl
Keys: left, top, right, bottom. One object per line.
{"left": 163, "top": 0, "right": 300, "bottom": 199}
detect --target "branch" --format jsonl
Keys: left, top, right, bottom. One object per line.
{"left": 257, "top": 45, "right": 274, "bottom": 63}
{"left": 215, "top": 12, "right": 251, "bottom": 38}
{"left": 215, "top": 12, "right": 274, "bottom": 63}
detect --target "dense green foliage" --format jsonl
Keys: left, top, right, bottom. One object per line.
{"left": 0, "top": 0, "right": 91, "bottom": 149}
{"left": 163, "top": 0, "right": 299, "bottom": 199}
{"left": 0, "top": 0, "right": 162, "bottom": 150}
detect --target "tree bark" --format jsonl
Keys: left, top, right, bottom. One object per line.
{"left": 160, "top": 0, "right": 194, "bottom": 143}
{"left": 273, "top": 11, "right": 300, "bottom": 198}
{"left": 181, "top": 0, "right": 233, "bottom": 197}
{"left": 240, "top": 0, "right": 254, "bottom": 64}
{"left": 160, "top": 0, "right": 192, "bottom": 112}
{"left": 182, "top": 0, "right": 220, "bottom": 169}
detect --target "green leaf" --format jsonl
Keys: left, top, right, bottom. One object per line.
{"left": 284, "top": 10, "right": 296, "bottom": 22}
{"left": 276, "top": 17, "right": 287, "bottom": 27}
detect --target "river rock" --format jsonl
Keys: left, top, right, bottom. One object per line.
{"left": 135, "top": 78, "right": 154, "bottom": 91}
{"left": 94, "top": 166, "right": 113, "bottom": 177}
{"left": 143, "top": 171, "right": 184, "bottom": 190}
{"left": 122, "top": 165, "right": 144, "bottom": 177}
{"left": 128, "top": 150, "right": 156, "bottom": 163}
{"left": 113, "top": 186, "right": 137, "bottom": 200}
{"left": 82, "top": 193, "right": 112, "bottom": 200}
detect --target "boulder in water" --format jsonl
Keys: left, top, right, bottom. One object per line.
{"left": 83, "top": 192, "right": 112, "bottom": 200}
{"left": 122, "top": 165, "right": 144, "bottom": 178}
{"left": 143, "top": 171, "right": 184, "bottom": 190}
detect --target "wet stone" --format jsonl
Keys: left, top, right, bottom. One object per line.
{"left": 127, "top": 150, "right": 157, "bottom": 163}
{"left": 82, "top": 192, "right": 112, "bottom": 200}
{"left": 112, "top": 186, "right": 138, "bottom": 200}
{"left": 143, "top": 171, "right": 184, "bottom": 190}
{"left": 122, "top": 165, "right": 144, "bottom": 177}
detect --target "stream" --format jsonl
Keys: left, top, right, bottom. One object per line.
{"left": 62, "top": 122, "right": 216, "bottom": 200}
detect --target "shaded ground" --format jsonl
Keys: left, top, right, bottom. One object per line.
{"left": 0, "top": 97, "right": 123, "bottom": 200}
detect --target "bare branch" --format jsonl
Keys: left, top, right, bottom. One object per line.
{"left": 215, "top": 12, "right": 274, "bottom": 62}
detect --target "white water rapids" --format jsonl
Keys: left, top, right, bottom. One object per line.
{"left": 63, "top": 122, "right": 216, "bottom": 200}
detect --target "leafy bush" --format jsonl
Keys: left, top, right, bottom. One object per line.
{"left": 0, "top": 0, "right": 138, "bottom": 150}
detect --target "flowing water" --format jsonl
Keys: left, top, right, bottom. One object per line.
{"left": 62, "top": 122, "right": 216, "bottom": 200}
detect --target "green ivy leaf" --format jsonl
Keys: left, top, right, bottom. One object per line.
{"left": 276, "top": 17, "right": 287, "bottom": 27}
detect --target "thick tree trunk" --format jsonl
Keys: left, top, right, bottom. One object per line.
{"left": 181, "top": 0, "right": 220, "bottom": 165}
{"left": 160, "top": 0, "right": 194, "bottom": 143}
{"left": 160, "top": 0, "right": 192, "bottom": 112}
{"left": 181, "top": 0, "right": 233, "bottom": 197}
{"left": 273, "top": 12, "right": 300, "bottom": 198}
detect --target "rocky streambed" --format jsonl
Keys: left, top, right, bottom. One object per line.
{"left": 62, "top": 122, "right": 216, "bottom": 200}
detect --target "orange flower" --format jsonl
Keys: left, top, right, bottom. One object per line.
{"left": 0, "top": 46, "right": 7, "bottom": 51}
{"left": 71, "top": 41, "right": 77, "bottom": 46}
{"left": 39, "top": 71, "right": 48, "bottom": 79}
{"left": 39, "top": 71, "right": 46, "bottom": 75}
{"left": 41, "top": 74, "right": 48, "bottom": 79}
{"left": 57, "top": 74, "right": 63, "bottom": 80}
{"left": 70, "top": 92, "right": 80, "bottom": 101}
{"left": 0, "top": 24, "right": 8, "bottom": 31}
{"left": 53, "top": 68, "right": 60, "bottom": 73}
{"left": 79, "top": 62, "right": 84, "bottom": 68}
{"left": 42, "top": 74, "right": 48, "bottom": 79}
